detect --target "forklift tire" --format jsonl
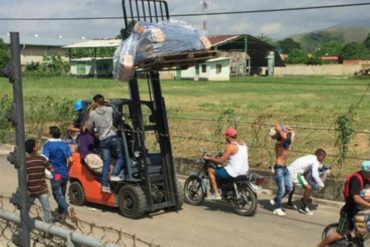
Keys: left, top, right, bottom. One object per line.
{"left": 164, "top": 179, "right": 185, "bottom": 212}
{"left": 68, "top": 181, "right": 86, "bottom": 206}
{"left": 118, "top": 184, "right": 147, "bottom": 219}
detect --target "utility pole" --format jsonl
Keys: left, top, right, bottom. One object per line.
{"left": 2, "top": 32, "right": 30, "bottom": 247}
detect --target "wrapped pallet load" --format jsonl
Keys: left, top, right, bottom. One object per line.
{"left": 113, "top": 19, "right": 211, "bottom": 81}
{"left": 354, "top": 209, "right": 370, "bottom": 234}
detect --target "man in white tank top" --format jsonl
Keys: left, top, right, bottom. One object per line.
{"left": 204, "top": 128, "right": 249, "bottom": 200}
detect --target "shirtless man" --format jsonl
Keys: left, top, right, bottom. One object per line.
{"left": 270, "top": 124, "right": 294, "bottom": 216}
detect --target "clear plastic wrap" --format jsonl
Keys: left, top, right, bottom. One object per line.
{"left": 113, "top": 19, "right": 211, "bottom": 81}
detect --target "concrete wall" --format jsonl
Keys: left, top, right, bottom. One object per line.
{"left": 207, "top": 60, "right": 230, "bottom": 81}
{"left": 174, "top": 157, "right": 345, "bottom": 202}
{"left": 218, "top": 51, "right": 250, "bottom": 76}
{"left": 21, "top": 46, "right": 69, "bottom": 65}
{"left": 275, "top": 64, "right": 364, "bottom": 76}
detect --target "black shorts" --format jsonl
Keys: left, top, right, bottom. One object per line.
{"left": 336, "top": 211, "right": 354, "bottom": 234}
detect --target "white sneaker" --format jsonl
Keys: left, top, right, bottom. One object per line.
{"left": 101, "top": 185, "right": 112, "bottom": 193}
{"left": 270, "top": 199, "right": 275, "bottom": 206}
{"left": 273, "top": 208, "right": 286, "bottom": 216}
{"left": 299, "top": 206, "right": 313, "bottom": 216}
{"left": 67, "top": 206, "right": 77, "bottom": 223}
{"left": 212, "top": 194, "right": 222, "bottom": 200}
{"left": 110, "top": 175, "right": 124, "bottom": 182}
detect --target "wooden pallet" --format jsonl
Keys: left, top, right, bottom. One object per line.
{"left": 136, "top": 50, "right": 219, "bottom": 71}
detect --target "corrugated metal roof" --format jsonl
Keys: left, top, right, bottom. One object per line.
{"left": 0, "top": 35, "right": 80, "bottom": 47}
{"left": 207, "top": 57, "right": 230, "bottom": 62}
{"left": 208, "top": 35, "right": 239, "bottom": 46}
{"left": 64, "top": 39, "right": 121, "bottom": 48}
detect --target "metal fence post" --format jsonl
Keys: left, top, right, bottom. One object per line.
{"left": 9, "top": 32, "right": 30, "bottom": 247}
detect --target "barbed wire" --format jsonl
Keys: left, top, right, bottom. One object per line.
{"left": 0, "top": 194, "right": 160, "bottom": 247}
{"left": 167, "top": 115, "right": 370, "bottom": 134}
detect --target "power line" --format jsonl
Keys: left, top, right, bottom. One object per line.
{"left": 0, "top": 2, "right": 370, "bottom": 21}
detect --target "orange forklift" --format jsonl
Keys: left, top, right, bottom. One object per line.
{"left": 68, "top": 0, "right": 217, "bottom": 219}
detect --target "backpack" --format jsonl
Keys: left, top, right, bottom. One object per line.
{"left": 343, "top": 172, "right": 364, "bottom": 200}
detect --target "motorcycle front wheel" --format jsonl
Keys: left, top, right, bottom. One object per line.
{"left": 184, "top": 175, "right": 205, "bottom": 205}
{"left": 232, "top": 183, "right": 257, "bottom": 216}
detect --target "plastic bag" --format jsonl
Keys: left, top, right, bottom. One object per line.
{"left": 354, "top": 209, "right": 370, "bottom": 234}
{"left": 113, "top": 19, "right": 211, "bottom": 81}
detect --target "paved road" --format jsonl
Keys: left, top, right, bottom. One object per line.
{"left": 0, "top": 155, "right": 340, "bottom": 247}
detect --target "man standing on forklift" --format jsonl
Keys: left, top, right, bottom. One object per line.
{"left": 87, "top": 94, "right": 125, "bottom": 193}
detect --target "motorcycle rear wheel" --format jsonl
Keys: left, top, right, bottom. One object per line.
{"left": 184, "top": 175, "right": 205, "bottom": 205}
{"left": 232, "top": 184, "right": 257, "bottom": 216}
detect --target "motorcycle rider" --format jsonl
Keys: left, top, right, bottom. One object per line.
{"left": 204, "top": 127, "right": 248, "bottom": 200}
{"left": 317, "top": 161, "right": 370, "bottom": 247}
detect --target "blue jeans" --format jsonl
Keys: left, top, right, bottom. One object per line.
{"left": 99, "top": 135, "right": 125, "bottom": 187}
{"left": 306, "top": 171, "right": 321, "bottom": 191}
{"left": 273, "top": 165, "right": 293, "bottom": 209}
{"left": 51, "top": 177, "right": 69, "bottom": 214}
{"left": 31, "top": 194, "right": 51, "bottom": 223}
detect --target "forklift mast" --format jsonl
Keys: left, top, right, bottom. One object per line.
{"left": 121, "top": 0, "right": 178, "bottom": 211}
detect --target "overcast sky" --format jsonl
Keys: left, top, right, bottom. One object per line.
{"left": 0, "top": 0, "right": 370, "bottom": 41}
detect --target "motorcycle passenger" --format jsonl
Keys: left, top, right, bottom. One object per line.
{"left": 204, "top": 128, "right": 248, "bottom": 200}
{"left": 317, "top": 161, "right": 370, "bottom": 247}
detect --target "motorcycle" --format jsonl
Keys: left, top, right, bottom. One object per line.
{"left": 184, "top": 149, "right": 264, "bottom": 216}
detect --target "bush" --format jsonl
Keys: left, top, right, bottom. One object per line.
{"left": 0, "top": 38, "right": 10, "bottom": 75}
{"left": 0, "top": 94, "right": 13, "bottom": 142}
{"left": 24, "top": 54, "right": 69, "bottom": 77}
{"left": 24, "top": 96, "right": 74, "bottom": 139}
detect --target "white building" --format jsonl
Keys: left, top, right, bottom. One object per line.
{"left": 0, "top": 35, "right": 80, "bottom": 66}
{"left": 179, "top": 57, "right": 230, "bottom": 81}
{"left": 70, "top": 57, "right": 113, "bottom": 77}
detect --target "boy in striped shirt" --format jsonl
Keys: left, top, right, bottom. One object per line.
{"left": 25, "top": 139, "right": 53, "bottom": 223}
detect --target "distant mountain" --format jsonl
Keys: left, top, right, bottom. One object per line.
{"left": 289, "top": 25, "right": 370, "bottom": 52}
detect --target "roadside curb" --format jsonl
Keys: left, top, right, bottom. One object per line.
{"left": 176, "top": 174, "right": 344, "bottom": 208}
{"left": 0, "top": 144, "right": 14, "bottom": 156}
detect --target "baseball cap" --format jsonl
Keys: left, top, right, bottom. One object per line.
{"left": 223, "top": 128, "right": 237, "bottom": 137}
{"left": 361, "top": 160, "right": 370, "bottom": 172}
{"left": 73, "top": 100, "right": 83, "bottom": 111}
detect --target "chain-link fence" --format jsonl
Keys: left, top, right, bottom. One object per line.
{"left": 0, "top": 195, "right": 159, "bottom": 247}
{"left": 168, "top": 114, "right": 370, "bottom": 176}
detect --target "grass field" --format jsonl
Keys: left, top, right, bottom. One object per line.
{"left": 1, "top": 75, "right": 370, "bottom": 176}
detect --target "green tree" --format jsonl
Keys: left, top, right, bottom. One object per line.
{"left": 276, "top": 38, "right": 302, "bottom": 54}
{"left": 0, "top": 38, "right": 10, "bottom": 72}
{"left": 71, "top": 47, "right": 115, "bottom": 59}
{"left": 305, "top": 55, "right": 322, "bottom": 65}
{"left": 363, "top": 33, "right": 370, "bottom": 50}
{"left": 302, "top": 32, "right": 343, "bottom": 52}
{"left": 285, "top": 49, "right": 308, "bottom": 64}
{"left": 339, "top": 42, "right": 370, "bottom": 60}
{"left": 256, "top": 34, "right": 275, "bottom": 46}
{"left": 315, "top": 40, "right": 344, "bottom": 57}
